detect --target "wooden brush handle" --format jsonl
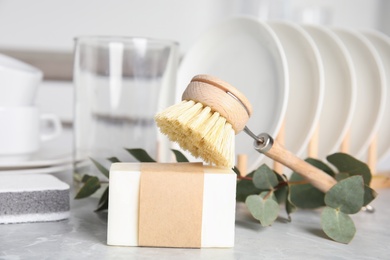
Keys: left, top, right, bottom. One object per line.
{"left": 264, "top": 140, "right": 337, "bottom": 193}
{"left": 183, "top": 75, "right": 337, "bottom": 192}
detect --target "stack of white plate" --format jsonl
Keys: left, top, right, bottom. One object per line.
{"left": 0, "top": 132, "right": 73, "bottom": 179}
{"left": 176, "top": 16, "right": 389, "bottom": 173}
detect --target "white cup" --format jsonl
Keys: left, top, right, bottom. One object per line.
{"left": 0, "top": 107, "right": 62, "bottom": 161}
{"left": 0, "top": 54, "right": 43, "bottom": 106}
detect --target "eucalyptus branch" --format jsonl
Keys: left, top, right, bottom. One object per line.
{"left": 74, "top": 149, "right": 377, "bottom": 244}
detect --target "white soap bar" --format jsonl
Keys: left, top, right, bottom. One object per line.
{"left": 107, "top": 163, "right": 236, "bottom": 248}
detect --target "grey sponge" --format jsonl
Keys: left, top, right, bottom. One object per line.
{"left": 0, "top": 173, "right": 70, "bottom": 224}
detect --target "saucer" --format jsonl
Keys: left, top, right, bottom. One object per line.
{"left": 0, "top": 130, "right": 73, "bottom": 170}
{"left": 0, "top": 152, "right": 72, "bottom": 170}
{"left": 0, "top": 163, "right": 72, "bottom": 175}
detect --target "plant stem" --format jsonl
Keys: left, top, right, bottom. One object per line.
{"left": 263, "top": 190, "right": 273, "bottom": 200}
{"left": 237, "top": 175, "right": 253, "bottom": 181}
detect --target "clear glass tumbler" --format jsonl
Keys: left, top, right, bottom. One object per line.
{"left": 73, "top": 36, "right": 179, "bottom": 180}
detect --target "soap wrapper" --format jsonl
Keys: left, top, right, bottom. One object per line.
{"left": 107, "top": 162, "right": 236, "bottom": 248}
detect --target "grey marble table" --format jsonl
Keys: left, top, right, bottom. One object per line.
{"left": 1, "top": 187, "right": 389, "bottom": 260}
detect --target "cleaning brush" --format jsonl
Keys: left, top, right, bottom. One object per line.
{"left": 155, "top": 75, "right": 250, "bottom": 168}
{"left": 155, "top": 74, "right": 337, "bottom": 193}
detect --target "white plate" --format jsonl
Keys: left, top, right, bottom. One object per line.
{"left": 332, "top": 28, "right": 386, "bottom": 159}
{"left": 360, "top": 30, "right": 390, "bottom": 162}
{"left": 0, "top": 152, "right": 72, "bottom": 170}
{"left": 0, "top": 163, "right": 72, "bottom": 175}
{"left": 0, "top": 130, "right": 73, "bottom": 170}
{"left": 176, "top": 17, "right": 289, "bottom": 172}
{"left": 267, "top": 22, "right": 324, "bottom": 159}
{"left": 302, "top": 25, "right": 356, "bottom": 160}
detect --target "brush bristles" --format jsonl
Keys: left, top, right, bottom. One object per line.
{"left": 155, "top": 100, "right": 235, "bottom": 168}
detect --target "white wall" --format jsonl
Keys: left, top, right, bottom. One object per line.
{"left": 378, "top": 0, "right": 390, "bottom": 36}
{"left": 0, "top": 0, "right": 386, "bottom": 53}
{"left": 230, "top": 0, "right": 383, "bottom": 28}
{"left": 0, "top": 0, "right": 235, "bottom": 53}
{"left": 286, "top": 0, "right": 382, "bottom": 27}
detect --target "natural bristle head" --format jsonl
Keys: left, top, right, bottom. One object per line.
{"left": 155, "top": 100, "right": 235, "bottom": 168}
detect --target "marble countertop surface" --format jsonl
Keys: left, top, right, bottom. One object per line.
{"left": 1, "top": 185, "right": 389, "bottom": 260}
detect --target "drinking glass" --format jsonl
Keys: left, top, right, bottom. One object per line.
{"left": 73, "top": 36, "right": 179, "bottom": 180}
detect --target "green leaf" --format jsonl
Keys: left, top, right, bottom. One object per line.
{"left": 90, "top": 158, "right": 110, "bottom": 179}
{"left": 125, "top": 148, "right": 156, "bottom": 162}
{"left": 327, "top": 153, "right": 371, "bottom": 185}
{"left": 171, "top": 149, "right": 189, "bottom": 162}
{"left": 107, "top": 157, "right": 121, "bottom": 163}
{"left": 232, "top": 166, "right": 241, "bottom": 176}
{"left": 75, "top": 176, "right": 101, "bottom": 199}
{"left": 274, "top": 184, "right": 287, "bottom": 204}
{"left": 97, "top": 186, "right": 108, "bottom": 207}
{"left": 236, "top": 172, "right": 263, "bottom": 203}
{"left": 81, "top": 174, "right": 94, "bottom": 183}
{"left": 363, "top": 185, "right": 377, "bottom": 206}
{"left": 333, "top": 172, "right": 378, "bottom": 207}
{"left": 289, "top": 172, "right": 325, "bottom": 209}
{"left": 245, "top": 192, "right": 279, "bottom": 227}
{"left": 324, "top": 175, "right": 364, "bottom": 214}
{"left": 285, "top": 186, "right": 297, "bottom": 219}
{"left": 95, "top": 187, "right": 109, "bottom": 212}
{"left": 335, "top": 172, "right": 350, "bottom": 182}
{"left": 321, "top": 207, "right": 356, "bottom": 244}
{"left": 274, "top": 173, "right": 288, "bottom": 204}
{"left": 289, "top": 158, "right": 336, "bottom": 209}
{"left": 277, "top": 173, "right": 288, "bottom": 183}
{"left": 305, "top": 157, "right": 336, "bottom": 177}
{"left": 252, "top": 164, "right": 279, "bottom": 190}
{"left": 274, "top": 183, "right": 296, "bottom": 221}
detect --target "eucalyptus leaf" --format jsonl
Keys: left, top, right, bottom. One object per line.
{"left": 107, "top": 157, "right": 121, "bottom": 163}
{"left": 305, "top": 157, "right": 336, "bottom": 177}
{"left": 278, "top": 173, "right": 289, "bottom": 182}
{"left": 75, "top": 176, "right": 101, "bottom": 199}
{"left": 232, "top": 166, "right": 241, "bottom": 178}
{"left": 81, "top": 174, "right": 94, "bottom": 183}
{"left": 285, "top": 185, "right": 297, "bottom": 219}
{"left": 321, "top": 206, "right": 356, "bottom": 244}
{"left": 274, "top": 173, "right": 288, "bottom": 203}
{"left": 252, "top": 164, "right": 279, "bottom": 190}
{"left": 324, "top": 175, "right": 364, "bottom": 214}
{"left": 289, "top": 157, "right": 337, "bottom": 209}
{"left": 335, "top": 172, "right": 350, "bottom": 182}
{"left": 274, "top": 184, "right": 287, "bottom": 204}
{"left": 245, "top": 192, "right": 279, "bottom": 227}
{"left": 289, "top": 172, "right": 325, "bottom": 209}
{"left": 236, "top": 172, "right": 263, "bottom": 202}
{"left": 327, "top": 153, "right": 371, "bottom": 185}
{"left": 125, "top": 148, "right": 156, "bottom": 162}
{"left": 171, "top": 149, "right": 189, "bottom": 162}
{"left": 232, "top": 166, "right": 241, "bottom": 176}
{"left": 95, "top": 187, "right": 109, "bottom": 212}
{"left": 90, "top": 158, "right": 110, "bottom": 178}
{"left": 363, "top": 185, "right": 377, "bottom": 206}
{"left": 274, "top": 182, "right": 296, "bottom": 221}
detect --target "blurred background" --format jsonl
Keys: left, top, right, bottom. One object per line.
{"left": 0, "top": 0, "right": 388, "bottom": 170}
{"left": 0, "top": 0, "right": 388, "bottom": 123}
{"left": 0, "top": 0, "right": 388, "bottom": 53}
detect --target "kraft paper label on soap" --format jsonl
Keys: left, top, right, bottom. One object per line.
{"left": 138, "top": 163, "right": 204, "bottom": 248}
